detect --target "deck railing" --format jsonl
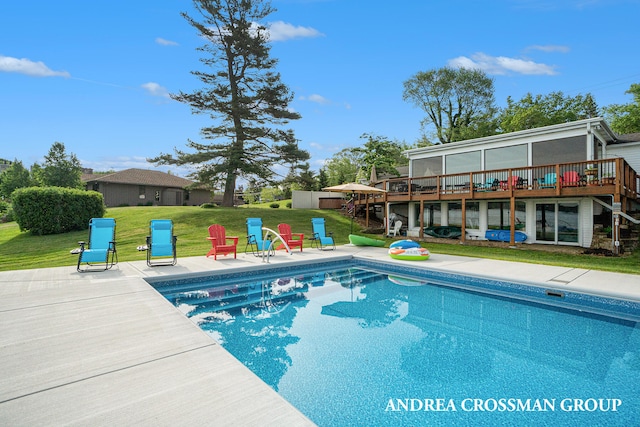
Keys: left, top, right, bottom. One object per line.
{"left": 355, "top": 158, "right": 638, "bottom": 203}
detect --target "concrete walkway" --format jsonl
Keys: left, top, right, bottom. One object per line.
{"left": 1, "top": 246, "right": 638, "bottom": 426}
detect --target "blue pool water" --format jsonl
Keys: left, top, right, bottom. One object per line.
{"left": 152, "top": 260, "right": 640, "bottom": 426}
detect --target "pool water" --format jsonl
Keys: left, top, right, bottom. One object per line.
{"left": 153, "top": 262, "right": 640, "bottom": 426}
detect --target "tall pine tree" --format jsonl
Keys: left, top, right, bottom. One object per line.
{"left": 150, "top": 0, "right": 307, "bottom": 206}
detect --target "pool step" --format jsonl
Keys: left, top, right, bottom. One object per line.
{"left": 164, "top": 268, "right": 384, "bottom": 318}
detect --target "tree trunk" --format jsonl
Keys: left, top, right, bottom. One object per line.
{"left": 222, "top": 173, "right": 236, "bottom": 207}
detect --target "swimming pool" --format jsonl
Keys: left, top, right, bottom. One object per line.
{"left": 152, "top": 260, "right": 640, "bottom": 426}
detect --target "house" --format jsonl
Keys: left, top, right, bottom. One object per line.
{"left": 355, "top": 117, "right": 640, "bottom": 251}
{"left": 82, "top": 168, "right": 213, "bottom": 207}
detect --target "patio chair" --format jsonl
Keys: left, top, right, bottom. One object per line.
{"left": 311, "top": 217, "right": 335, "bottom": 250}
{"left": 139, "top": 219, "right": 177, "bottom": 267}
{"left": 73, "top": 218, "right": 118, "bottom": 272}
{"left": 500, "top": 175, "right": 522, "bottom": 190}
{"left": 390, "top": 220, "right": 402, "bottom": 237}
{"left": 245, "top": 218, "right": 274, "bottom": 257}
{"left": 538, "top": 173, "right": 558, "bottom": 188}
{"left": 277, "top": 223, "right": 304, "bottom": 252}
{"left": 207, "top": 224, "right": 239, "bottom": 260}
{"left": 478, "top": 178, "right": 499, "bottom": 191}
{"left": 562, "top": 171, "right": 581, "bottom": 187}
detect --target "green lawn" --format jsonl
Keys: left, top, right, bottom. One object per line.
{"left": 1, "top": 205, "right": 638, "bottom": 274}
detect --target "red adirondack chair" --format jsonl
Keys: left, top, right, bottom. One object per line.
{"left": 206, "top": 224, "right": 239, "bottom": 260}
{"left": 277, "top": 223, "right": 304, "bottom": 252}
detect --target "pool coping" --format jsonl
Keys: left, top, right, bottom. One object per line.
{"left": 1, "top": 246, "right": 638, "bottom": 425}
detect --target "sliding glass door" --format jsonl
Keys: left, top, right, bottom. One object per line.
{"left": 535, "top": 202, "right": 579, "bottom": 243}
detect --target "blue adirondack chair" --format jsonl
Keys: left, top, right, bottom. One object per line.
{"left": 538, "top": 173, "right": 557, "bottom": 188}
{"left": 311, "top": 217, "right": 335, "bottom": 250}
{"left": 245, "top": 217, "right": 273, "bottom": 256}
{"left": 141, "top": 219, "right": 177, "bottom": 267}
{"left": 74, "top": 218, "right": 118, "bottom": 272}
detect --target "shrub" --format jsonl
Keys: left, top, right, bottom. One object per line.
{"left": 1, "top": 205, "right": 14, "bottom": 223}
{"left": 200, "top": 203, "right": 217, "bottom": 209}
{"left": 269, "top": 203, "right": 280, "bottom": 209}
{"left": 286, "top": 202, "right": 292, "bottom": 208}
{"left": 11, "top": 187, "right": 105, "bottom": 235}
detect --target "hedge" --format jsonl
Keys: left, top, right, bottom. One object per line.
{"left": 12, "top": 187, "right": 106, "bottom": 235}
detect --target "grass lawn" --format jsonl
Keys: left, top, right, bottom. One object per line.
{"left": 1, "top": 205, "right": 639, "bottom": 274}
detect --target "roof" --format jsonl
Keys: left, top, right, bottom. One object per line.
{"left": 617, "top": 132, "right": 640, "bottom": 143}
{"left": 82, "top": 168, "right": 197, "bottom": 188}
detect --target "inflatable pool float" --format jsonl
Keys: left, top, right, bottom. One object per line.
{"left": 389, "top": 239, "right": 421, "bottom": 249}
{"left": 388, "top": 246, "right": 430, "bottom": 261}
{"left": 348, "top": 234, "right": 385, "bottom": 247}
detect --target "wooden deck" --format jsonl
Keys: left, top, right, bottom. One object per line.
{"left": 357, "top": 158, "right": 639, "bottom": 205}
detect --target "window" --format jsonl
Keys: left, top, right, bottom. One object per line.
{"left": 532, "top": 136, "right": 585, "bottom": 166}
{"left": 485, "top": 144, "right": 527, "bottom": 170}
{"left": 445, "top": 151, "right": 481, "bottom": 174}
{"left": 536, "top": 202, "right": 578, "bottom": 243}
{"left": 411, "top": 156, "right": 442, "bottom": 177}
{"left": 421, "top": 203, "right": 441, "bottom": 227}
{"left": 447, "top": 203, "right": 462, "bottom": 227}
{"left": 488, "top": 201, "right": 526, "bottom": 230}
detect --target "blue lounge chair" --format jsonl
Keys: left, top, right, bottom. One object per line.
{"left": 74, "top": 218, "right": 118, "bottom": 272}
{"left": 245, "top": 217, "right": 273, "bottom": 256}
{"left": 311, "top": 218, "right": 335, "bottom": 250}
{"left": 141, "top": 219, "right": 177, "bottom": 267}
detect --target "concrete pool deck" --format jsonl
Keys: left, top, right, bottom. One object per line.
{"left": 1, "top": 246, "right": 638, "bottom": 426}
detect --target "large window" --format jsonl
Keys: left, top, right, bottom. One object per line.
{"left": 446, "top": 202, "right": 479, "bottom": 228}
{"left": 532, "top": 136, "right": 586, "bottom": 166}
{"left": 485, "top": 144, "right": 527, "bottom": 170}
{"left": 421, "top": 203, "right": 441, "bottom": 228}
{"left": 445, "top": 151, "right": 481, "bottom": 174}
{"left": 536, "top": 202, "right": 579, "bottom": 243}
{"left": 488, "top": 201, "right": 526, "bottom": 230}
{"left": 411, "top": 156, "right": 442, "bottom": 177}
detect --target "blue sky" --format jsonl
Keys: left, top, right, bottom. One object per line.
{"left": 1, "top": 0, "right": 639, "bottom": 179}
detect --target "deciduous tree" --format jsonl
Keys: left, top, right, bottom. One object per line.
{"left": 498, "top": 91, "right": 599, "bottom": 133}
{"left": 604, "top": 83, "right": 640, "bottom": 134}
{"left": 403, "top": 67, "right": 497, "bottom": 144}
{"left": 0, "top": 160, "right": 33, "bottom": 199}
{"left": 149, "top": 0, "right": 307, "bottom": 206}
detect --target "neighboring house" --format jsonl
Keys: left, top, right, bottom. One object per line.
{"left": 355, "top": 117, "right": 640, "bottom": 251}
{"left": 82, "top": 168, "right": 212, "bottom": 207}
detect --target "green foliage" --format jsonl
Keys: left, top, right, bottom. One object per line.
{"left": 148, "top": 0, "right": 307, "bottom": 207}
{"left": 12, "top": 187, "right": 105, "bottom": 235}
{"left": 260, "top": 186, "right": 283, "bottom": 203}
{"left": 200, "top": 203, "right": 217, "bottom": 209}
{"left": 603, "top": 83, "right": 640, "bottom": 134}
{"left": 0, "top": 160, "right": 33, "bottom": 199}
{"left": 355, "top": 133, "right": 409, "bottom": 180}
{"left": 498, "top": 91, "right": 599, "bottom": 133}
{"left": 403, "top": 67, "right": 497, "bottom": 143}
{"left": 269, "top": 203, "right": 280, "bottom": 208}
{"left": 286, "top": 202, "right": 292, "bottom": 208}
{"left": 36, "top": 142, "right": 84, "bottom": 189}
{"left": 324, "top": 148, "right": 363, "bottom": 186}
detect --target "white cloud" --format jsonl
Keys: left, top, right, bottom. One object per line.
{"left": 447, "top": 52, "right": 558, "bottom": 75}
{"left": 267, "top": 21, "right": 324, "bottom": 41}
{"left": 526, "top": 44, "right": 570, "bottom": 53}
{"left": 299, "top": 94, "right": 331, "bottom": 104}
{"left": 156, "top": 37, "right": 179, "bottom": 46}
{"left": 0, "top": 55, "right": 70, "bottom": 77}
{"left": 141, "top": 82, "right": 171, "bottom": 98}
